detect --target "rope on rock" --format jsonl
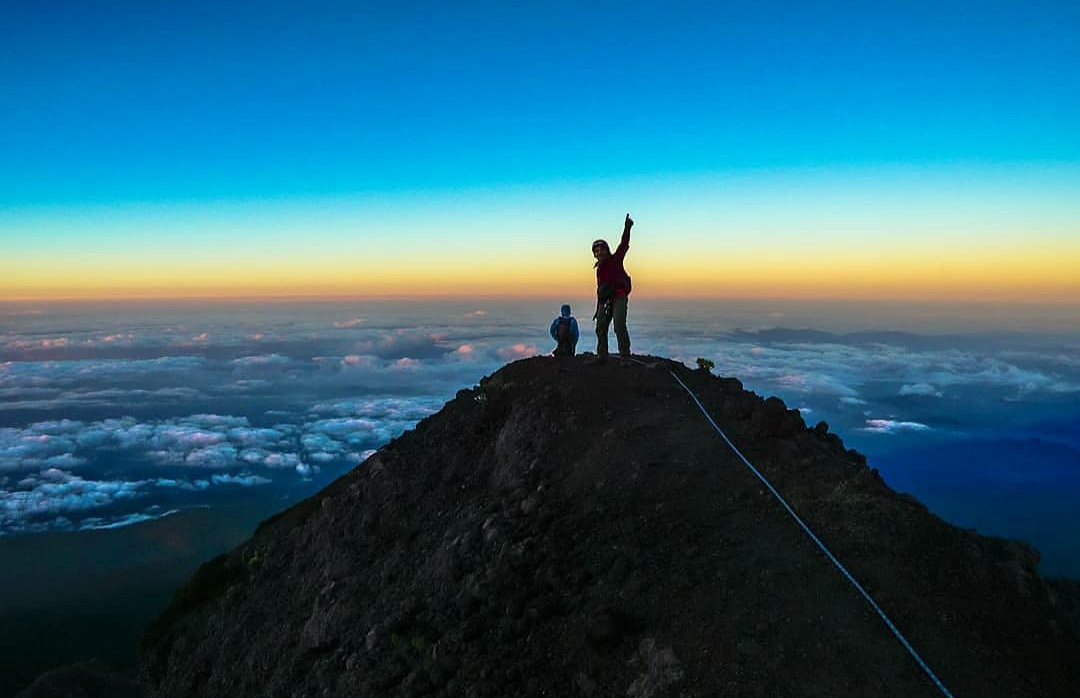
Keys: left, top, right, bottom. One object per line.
{"left": 630, "top": 357, "right": 955, "bottom": 698}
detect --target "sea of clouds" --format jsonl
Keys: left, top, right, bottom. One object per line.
{"left": 2, "top": 299, "right": 1078, "bottom": 559}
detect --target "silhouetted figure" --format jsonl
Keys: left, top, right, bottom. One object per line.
{"left": 549, "top": 304, "right": 580, "bottom": 357}
{"left": 592, "top": 213, "right": 633, "bottom": 361}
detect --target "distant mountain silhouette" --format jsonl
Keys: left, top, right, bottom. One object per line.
{"left": 727, "top": 327, "right": 1020, "bottom": 350}
{"left": 24, "top": 356, "right": 1080, "bottom": 697}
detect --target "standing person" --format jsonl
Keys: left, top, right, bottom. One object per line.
{"left": 592, "top": 213, "right": 634, "bottom": 362}
{"left": 549, "top": 303, "right": 580, "bottom": 357}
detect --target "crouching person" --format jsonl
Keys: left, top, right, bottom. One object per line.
{"left": 550, "top": 304, "right": 580, "bottom": 357}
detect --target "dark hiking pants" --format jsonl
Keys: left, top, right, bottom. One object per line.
{"left": 595, "top": 295, "right": 630, "bottom": 358}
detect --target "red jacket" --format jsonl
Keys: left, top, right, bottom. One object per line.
{"left": 596, "top": 227, "right": 631, "bottom": 298}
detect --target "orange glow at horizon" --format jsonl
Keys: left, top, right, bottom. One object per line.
{"left": 5, "top": 164, "right": 1079, "bottom": 304}
{"left": 4, "top": 247, "right": 1077, "bottom": 303}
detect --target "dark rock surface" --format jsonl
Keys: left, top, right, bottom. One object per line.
{"left": 15, "top": 659, "right": 143, "bottom": 698}
{"left": 138, "top": 356, "right": 1080, "bottom": 697}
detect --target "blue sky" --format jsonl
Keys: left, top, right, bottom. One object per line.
{"left": 4, "top": 0, "right": 1079, "bottom": 205}
{"left": 3, "top": 1, "right": 1079, "bottom": 301}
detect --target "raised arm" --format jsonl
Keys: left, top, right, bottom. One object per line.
{"left": 614, "top": 213, "right": 633, "bottom": 259}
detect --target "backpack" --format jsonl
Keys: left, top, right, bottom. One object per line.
{"left": 598, "top": 274, "right": 632, "bottom": 302}
{"left": 554, "top": 316, "right": 575, "bottom": 357}
{"left": 556, "top": 317, "right": 572, "bottom": 343}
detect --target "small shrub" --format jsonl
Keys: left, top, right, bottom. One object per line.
{"left": 695, "top": 357, "right": 715, "bottom": 373}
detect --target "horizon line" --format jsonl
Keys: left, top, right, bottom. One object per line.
{"left": 3, "top": 292, "right": 1079, "bottom": 306}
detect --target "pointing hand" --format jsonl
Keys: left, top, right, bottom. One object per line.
{"left": 624, "top": 213, "right": 634, "bottom": 231}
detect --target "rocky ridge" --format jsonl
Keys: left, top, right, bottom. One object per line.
{"left": 137, "top": 356, "right": 1080, "bottom": 697}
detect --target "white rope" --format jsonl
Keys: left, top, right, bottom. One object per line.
{"left": 641, "top": 360, "right": 955, "bottom": 697}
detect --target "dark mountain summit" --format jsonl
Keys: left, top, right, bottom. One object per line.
{"left": 135, "top": 356, "right": 1079, "bottom": 697}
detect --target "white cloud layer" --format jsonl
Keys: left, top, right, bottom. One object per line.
{"left": 899, "top": 383, "right": 943, "bottom": 397}
{"left": 3, "top": 301, "right": 1077, "bottom": 537}
{"left": 0, "top": 394, "right": 440, "bottom": 532}
{"left": 496, "top": 343, "right": 540, "bottom": 360}
{"left": 861, "top": 419, "right": 932, "bottom": 434}
{"left": 1, "top": 470, "right": 146, "bottom": 524}
{"left": 674, "top": 336, "right": 1080, "bottom": 413}
{"left": 80, "top": 508, "right": 180, "bottom": 531}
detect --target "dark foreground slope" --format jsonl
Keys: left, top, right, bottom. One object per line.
{"left": 139, "top": 357, "right": 1080, "bottom": 698}
{"left": 4, "top": 503, "right": 271, "bottom": 698}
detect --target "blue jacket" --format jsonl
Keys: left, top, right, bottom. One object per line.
{"left": 549, "top": 315, "right": 580, "bottom": 344}
{"left": 549, "top": 306, "right": 579, "bottom": 354}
